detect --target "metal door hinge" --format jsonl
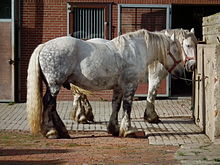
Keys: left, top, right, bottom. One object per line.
{"left": 8, "top": 59, "right": 15, "bottom": 65}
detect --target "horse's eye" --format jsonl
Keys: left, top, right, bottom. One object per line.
{"left": 186, "top": 44, "right": 190, "bottom": 48}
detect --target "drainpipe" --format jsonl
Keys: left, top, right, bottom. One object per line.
{"left": 16, "top": 0, "right": 21, "bottom": 102}
{"left": 201, "top": 47, "right": 206, "bottom": 134}
{"left": 191, "top": 67, "right": 195, "bottom": 120}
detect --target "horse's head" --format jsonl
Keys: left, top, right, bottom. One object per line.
{"left": 163, "top": 33, "right": 185, "bottom": 77}
{"left": 163, "top": 28, "right": 198, "bottom": 73}
{"left": 182, "top": 28, "right": 198, "bottom": 72}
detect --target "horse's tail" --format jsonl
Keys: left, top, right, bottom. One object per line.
{"left": 26, "top": 44, "right": 44, "bottom": 134}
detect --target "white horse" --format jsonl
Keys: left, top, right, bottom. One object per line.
{"left": 87, "top": 28, "right": 197, "bottom": 123}
{"left": 145, "top": 28, "right": 197, "bottom": 123}
{"left": 26, "top": 29, "right": 185, "bottom": 139}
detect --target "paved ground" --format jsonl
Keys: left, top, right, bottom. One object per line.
{"left": 1, "top": 97, "right": 220, "bottom": 164}
{"left": 0, "top": 97, "right": 210, "bottom": 145}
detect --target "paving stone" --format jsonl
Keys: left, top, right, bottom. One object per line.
{"left": 0, "top": 97, "right": 211, "bottom": 146}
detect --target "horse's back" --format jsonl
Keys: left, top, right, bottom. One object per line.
{"left": 39, "top": 36, "right": 82, "bottom": 86}
{"left": 87, "top": 38, "right": 109, "bottom": 44}
{"left": 44, "top": 36, "right": 77, "bottom": 49}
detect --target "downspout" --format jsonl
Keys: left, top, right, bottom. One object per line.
{"left": 16, "top": 0, "right": 21, "bottom": 102}
{"left": 11, "top": 0, "right": 15, "bottom": 102}
{"left": 201, "top": 47, "right": 206, "bottom": 134}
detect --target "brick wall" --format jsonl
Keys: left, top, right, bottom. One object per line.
{"left": 19, "top": 0, "right": 220, "bottom": 102}
{"left": 20, "top": 0, "right": 68, "bottom": 101}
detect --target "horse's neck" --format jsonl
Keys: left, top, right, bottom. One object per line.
{"left": 104, "top": 40, "right": 119, "bottom": 52}
{"left": 173, "top": 30, "right": 186, "bottom": 44}
{"left": 164, "top": 29, "right": 185, "bottom": 44}
{"left": 147, "top": 36, "right": 166, "bottom": 67}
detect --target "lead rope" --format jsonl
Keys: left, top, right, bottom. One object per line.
{"left": 171, "top": 73, "right": 208, "bottom": 82}
{"left": 171, "top": 73, "right": 194, "bottom": 82}
{"left": 197, "top": 75, "right": 200, "bottom": 122}
{"left": 183, "top": 69, "right": 192, "bottom": 85}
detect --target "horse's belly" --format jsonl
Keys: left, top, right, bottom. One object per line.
{"left": 71, "top": 58, "right": 120, "bottom": 90}
{"left": 69, "top": 70, "right": 118, "bottom": 91}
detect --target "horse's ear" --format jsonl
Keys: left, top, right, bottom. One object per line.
{"left": 190, "top": 28, "right": 195, "bottom": 33}
{"left": 171, "top": 33, "right": 175, "bottom": 41}
{"left": 165, "top": 31, "right": 170, "bottom": 37}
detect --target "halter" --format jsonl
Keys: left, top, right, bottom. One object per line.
{"left": 168, "top": 43, "right": 196, "bottom": 73}
{"left": 181, "top": 45, "right": 195, "bottom": 64}
{"left": 166, "top": 50, "right": 182, "bottom": 73}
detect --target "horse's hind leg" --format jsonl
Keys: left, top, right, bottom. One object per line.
{"left": 119, "top": 83, "right": 138, "bottom": 137}
{"left": 107, "top": 86, "right": 123, "bottom": 136}
{"left": 41, "top": 87, "right": 70, "bottom": 139}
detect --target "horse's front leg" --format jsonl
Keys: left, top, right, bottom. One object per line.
{"left": 108, "top": 87, "right": 123, "bottom": 136}
{"left": 144, "top": 83, "right": 160, "bottom": 123}
{"left": 41, "top": 87, "right": 70, "bottom": 139}
{"left": 119, "top": 83, "right": 138, "bottom": 137}
{"left": 144, "top": 64, "right": 169, "bottom": 123}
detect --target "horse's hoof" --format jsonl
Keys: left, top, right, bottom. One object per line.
{"left": 107, "top": 124, "right": 119, "bottom": 136}
{"left": 144, "top": 102, "right": 160, "bottom": 123}
{"left": 110, "top": 132, "right": 119, "bottom": 137}
{"left": 87, "top": 120, "right": 94, "bottom": 124}
{"left": 46, "top": 129, "right": 59, "bottom": 139}
{"left": 86, "top": 113, "right": 94, "bottom": 123}
{"left": 78, "top": 115, "right": 87, "bottom": 124}
{"left": 107, "top": 129, "right": 119, "bottom": 136}
{"left": 144, "top": 110, "right": 161, "bottom": 123}
{"left": 144, "top": 116, "right": 161, "bottom": 123}
{"left": 119, "top": 127, "right": 138, "bottom": 138}
{"left": 123, "top": 130, "right": 137, "bottom": 138}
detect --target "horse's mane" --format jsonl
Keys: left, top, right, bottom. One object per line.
{"left": 144, "top": 30, "right": 172, "bottom": 66}
{"left": 162, "top": 28, "right": 198, "bottom": 44}
{"left": 185, "top": 32, "right": 198, "bottom": 44}
{"left": 113, "top": 29, "right": 171, "bottom": 66}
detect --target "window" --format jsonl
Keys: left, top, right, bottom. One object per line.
{"left": 0, "top": 0, "right": 11, "bottom": 19}
{"left": 118, "top": 5, "right": 170, "bottom": 35}
{"left": 68, "top": 3, "right": 111, "bottom": 40}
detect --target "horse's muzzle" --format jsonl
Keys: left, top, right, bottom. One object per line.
{"left": 185, "top": 60, "right": 196, "bottom": 72}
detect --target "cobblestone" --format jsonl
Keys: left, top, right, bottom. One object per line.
{"left": 0, "top": 97, "right": 210, "bottom": 146}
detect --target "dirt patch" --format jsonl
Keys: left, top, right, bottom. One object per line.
{"left": 0, "top": 130, "right": 180, "bottom": 165}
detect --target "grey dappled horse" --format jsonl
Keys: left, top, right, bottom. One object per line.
{"left": 26, "top": 29, "right": 185, "bottom": 139}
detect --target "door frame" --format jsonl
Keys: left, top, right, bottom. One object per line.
{"left": 0, "top": 0, "right": 15, "bottom": 102}
{"left": 118, "top": 4, "right": 172, "bottom": 97}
